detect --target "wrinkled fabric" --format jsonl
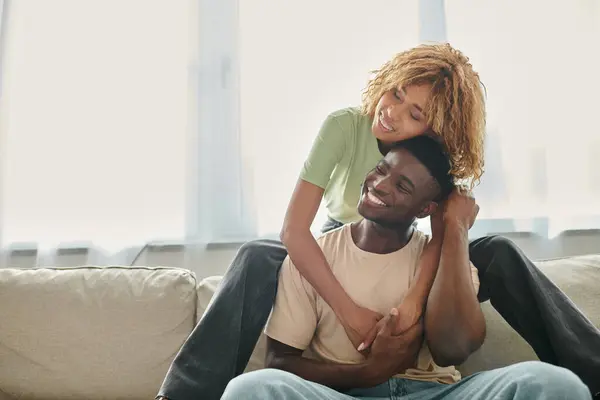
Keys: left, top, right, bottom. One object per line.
{"left": 222, "top": 362, "right": 591, "bottom": 400}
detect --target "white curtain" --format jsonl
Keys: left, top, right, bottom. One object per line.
{"left": 238, "top": 0, "right": 420, "bottom": 237}
{"left": 445, "top": 0, "right": 600, "bottom": 238}
{"left": 238, "top": 0, "right": 600, "bottom": 239}
{"left": 0, "top": 0, "right": 189, "bottom": 252}
{"left": 1, "top": 0, "right": 599, "bottom": 257}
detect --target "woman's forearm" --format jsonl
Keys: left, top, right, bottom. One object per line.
{"left": 403, "top": 237, "right": 443, "bottom": 306}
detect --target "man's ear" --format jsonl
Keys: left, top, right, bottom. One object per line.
{"left": 417, "top": 201, "right": 438, "bottom": 219}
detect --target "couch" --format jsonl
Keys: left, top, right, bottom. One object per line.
{"left": 0, "top": 256, "right": 599, "bottom": 399}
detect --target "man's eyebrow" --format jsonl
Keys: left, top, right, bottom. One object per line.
{"left": 398, "top": 175, "right": 415, "bottom": 190}
{"left": 378, "top": 160, "right": 390, "bottom": 169}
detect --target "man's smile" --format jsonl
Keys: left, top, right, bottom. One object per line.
{"left": 363, "top": 187, "right": 389, "bottom": 207}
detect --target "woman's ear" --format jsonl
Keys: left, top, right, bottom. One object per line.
{"left": 417, "top": 201, "right": 438, "bottom": 219}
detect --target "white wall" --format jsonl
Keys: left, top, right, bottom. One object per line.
{"left": 2, "top": 230, "right": 600, "bottom": 280}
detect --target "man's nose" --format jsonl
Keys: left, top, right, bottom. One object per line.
{"left": 373, "top": 175, "right": 390, "bottom": 191}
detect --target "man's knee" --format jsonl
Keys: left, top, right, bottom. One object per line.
{"left": 485, "top": 235, "right": 520, "bottom": 258}
{"left": 508, "top": 361, "right": 590, "bottom": 399}
{"left": 221, "top": 369, "right": 300, "bottom": 400}
{"left": 478, "top": 235, "right": 524, "bottom": 277}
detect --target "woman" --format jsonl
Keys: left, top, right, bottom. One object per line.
{"left": 157, "top": 44, "right": 600, "bottom": 400}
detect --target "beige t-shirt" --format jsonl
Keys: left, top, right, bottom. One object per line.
{"left": 264, "top": 224, "right": 480, "bottom": 384}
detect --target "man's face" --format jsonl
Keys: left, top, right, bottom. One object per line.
{"left": 357, "top": 147, "right": 440, "bottom": 227}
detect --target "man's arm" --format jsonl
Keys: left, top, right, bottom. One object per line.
{"left": 265, "top": 338, "right": 379, "bottom": 390}
{"left": 425, "top": 190, "right": 486, "bottom": 367}
{"left": 266, "top": 310, "right": 423, "bottom": 390}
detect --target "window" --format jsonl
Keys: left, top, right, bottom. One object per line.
{"left": 238, "top": 0, "right": 420, "bottom": 236}
{"left": 445, "top": 0, "right": 600, "bottom": 236}
{"left": 1, "top": 0, "right": 189, "bottom": 250}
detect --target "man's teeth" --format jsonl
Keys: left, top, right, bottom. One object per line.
{"left": 380, "top": 114, "right": 393, "bottom": 131}
{"left": 367, "top": 191, "right": 386, "bottom": 206}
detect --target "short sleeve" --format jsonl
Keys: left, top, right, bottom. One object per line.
{"left": 264, "top": 257, "right": 318, "bottom": 350}
{"left": 470, "top": 262, "right": 480, "bottom": 294}
{"left": 299, "top": 112, "right": 348, "bottom": 189}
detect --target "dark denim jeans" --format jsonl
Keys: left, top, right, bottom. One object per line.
{"left": 157, "top": 222, "right": 600, "bottom": 399}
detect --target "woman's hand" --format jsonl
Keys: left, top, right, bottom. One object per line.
{"left": 340, "top": 304, "right": 383, "bottom": 351}
{"left": 358, "top": 294, "right": 424, "bottom": 351}
{"left": 391, "top": 295, "right": 425, "bottom": 335}
{"left": 365, "top": 308, "right": 424, "bottom": 380}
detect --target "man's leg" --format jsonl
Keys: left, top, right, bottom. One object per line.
{"left": 221, "top": 369, "right": 365, "bottom": 400}
{"left": 469, "top": 235, "right": 600, "bottom": 396}
{"left": 401, "top": 361, "right": 590, "bottom": 400}
{"left": 157, "top": 240, "right": 288, "bottom": 400}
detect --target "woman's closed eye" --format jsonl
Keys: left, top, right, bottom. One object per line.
{"left": 394, "top": 90, "right": 404, "bottom": 102}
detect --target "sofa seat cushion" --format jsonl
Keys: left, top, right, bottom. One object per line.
{"left": 0, "top": 266, "right": 198, "bottom": 400}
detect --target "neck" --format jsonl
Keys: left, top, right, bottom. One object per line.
{"left": 350, "top": 219, "right": 415, "bottom": 254}
{"left": 377, "top": 139, "right": 394, "bottom": 156}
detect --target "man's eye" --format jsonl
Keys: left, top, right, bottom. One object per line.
{"left": 375, "top": 165, "right": 385, "bottom": 174}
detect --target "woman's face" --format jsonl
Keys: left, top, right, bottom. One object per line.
{"left": 372, "top": 83, "right": 432, "bottom": 144}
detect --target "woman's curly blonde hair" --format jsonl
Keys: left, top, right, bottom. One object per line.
{"left": 362, "top": 43, "right": 486, "bottom": 186}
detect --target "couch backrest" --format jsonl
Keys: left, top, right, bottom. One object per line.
{"left": 0, "top": 266, "right": 198, "bottom": 400}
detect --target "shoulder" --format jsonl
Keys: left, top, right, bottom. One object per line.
{"left": 411, "top": 229, "right": 430, "bottom": 254}
{"left": 280, "top": 226, "right": 346, "bottom": 275}
{"left": 323, "top": 107, "right": 369, "bottom": 131}
{"left": 313, "top": 224, "right": 349, "bottom": 265}
{"left": 316, "top": 223, "right": 346, "bottom": 246}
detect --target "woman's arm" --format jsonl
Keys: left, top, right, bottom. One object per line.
{"left": 393, "top": 237, "right": 443, "bottom": 330}
{"left": 281, "top": 179, "right": 381, "bottom": 348}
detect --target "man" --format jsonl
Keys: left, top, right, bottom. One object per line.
{"left": 220, "top": 137, "right": 591, "bottom": 400}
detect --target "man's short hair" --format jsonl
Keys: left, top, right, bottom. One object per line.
{"left": 392, "top": 136, "right": 454, "bottom": 199}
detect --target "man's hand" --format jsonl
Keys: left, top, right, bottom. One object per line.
{"left": 444, "top": 186, "right": 479, "bottom": 230}
{"left": 364, "top": 308, "right": 424, "bottom": 382}
{"left": 340, "top": 304, "right": 383, "bottom": 350}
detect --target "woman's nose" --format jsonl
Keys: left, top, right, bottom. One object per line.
{"left": 386, "top": 103, "right": 405, "bottom": 121}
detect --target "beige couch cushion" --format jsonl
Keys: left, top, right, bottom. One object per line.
{"left": 196, "top": 255, "right": 600, "bottom": 376}
{"left": 459, "top": 254, "right": 600, "bottom": 374}
{"left": 0, "top": 266, "right": 198, "bottom": 400}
